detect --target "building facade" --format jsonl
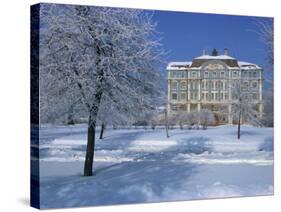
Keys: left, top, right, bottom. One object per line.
{"left": 167, "top": 49, "right": 263, "bottom": 124}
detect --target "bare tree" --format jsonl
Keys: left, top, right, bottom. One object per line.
{"left": 39, "top": 4, "right": 164, "bottom": 176}
{"left": 231, "top": 79, "right": 261, "bottom": 139}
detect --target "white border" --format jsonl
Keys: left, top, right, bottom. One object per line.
{"left": 0, "top": 0, "right": 280, "bottom": 211}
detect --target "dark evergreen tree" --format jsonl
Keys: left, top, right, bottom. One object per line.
{"left": 211, "top": 48, "right": 218, "bottom": 56}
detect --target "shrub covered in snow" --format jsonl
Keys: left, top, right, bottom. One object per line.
{"left": 199, "top": 109, "right": 215, "bottom": 130}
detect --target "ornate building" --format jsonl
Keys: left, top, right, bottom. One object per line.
{"left": 167, "top": 49, "right": 263, "bottom": 124}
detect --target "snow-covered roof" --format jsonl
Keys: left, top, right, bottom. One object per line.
{"left": 238, "top": 61, "right": 261, "bottom": 69}
{"left": 167, "top": 61, "right": 192, "bottom": 70}
{"left": 166, "top": 52, "right": 262, "bottom": 70}
{"left": 194, "top": 54, "right": 236, "bottom": 60}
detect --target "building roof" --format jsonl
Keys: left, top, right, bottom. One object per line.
{"left": 167, "top": 62, "right": 192, "bottom": 70}
{"left": 167, "top": 52, "right": 261, "bottom": 70}
{"left": 194, "top": 54, "right": 236, "bottom": 60}
{"left": 238, "top": 61, "right": 261, "bottom": 69}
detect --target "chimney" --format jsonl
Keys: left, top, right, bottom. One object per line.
{"left": 224, "top": 48, "right": 228, "bottom": 55}
{"left": 203, "top": 49, "right": 206, "bottom": 55}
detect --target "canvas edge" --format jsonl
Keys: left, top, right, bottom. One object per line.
{"left": 30, "top": 3, "right": 41, "bottom": 209}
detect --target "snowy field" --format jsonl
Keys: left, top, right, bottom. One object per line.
{"left": 37, "top": 124, "right": 274, "bottom": 208}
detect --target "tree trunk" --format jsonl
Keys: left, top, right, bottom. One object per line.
{"left": 67, "top": 113, "right": 75, "bottom": 125}
{"left": 99, "top": 123, "right": 105, "bottom": 139}
{"left": 237, "top": 112, "right": 241, "bottom": 139}
{"left": 164, "top": 109, "right": 169, "bottom": 138}
{"left": 82, "top": 34, "right": 106, "bottom": 176}
{"left": 84, "top": 122, "right": 96, "bottom": 176}
{"left": 83, "top": 89, "right": 103, "bottom": 176}
{"left": 180, "top": 124, "right": 183, "bottom": 130}
{"left": 237, "top": 101, "right": 242, "bottom": 140}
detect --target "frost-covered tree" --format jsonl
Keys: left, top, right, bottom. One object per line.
{"left": 255, "top": 19, "right": 274, "bottom": 127}
{"left": 185, "top": 112, "right": 198, "bottom": 129}
{"left": 255, "top": 19, "right": 274, "bottom": 68}
{"left": 39, "top": 4, "right": 163, "bottom": 176}
{"left": 167, "top": 112, "right": 177, "bottom": 130}
{"left": 231, "top": 79, "right": 261, "bottom": 139}
{"left": 199, "top": 109, "right": 215, "bottom": 130}
{"left": 176, "top": 111, "right": 186, "bottom": 130}
{"left": 97, "top": 94, "right": 136, "bottom": 139}
{"left": 262, "top": 90, "right": 273, "bottom": 127}
{"left": 211, "top": 48, "right": 218, "bottom": 56}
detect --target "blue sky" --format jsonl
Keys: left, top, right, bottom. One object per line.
{"left": 151, "top": 10, "right": 273, "bottom": 78}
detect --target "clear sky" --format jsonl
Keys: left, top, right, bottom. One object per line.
{"left": 151, "top": 10, "right": 273, "bottom": 81}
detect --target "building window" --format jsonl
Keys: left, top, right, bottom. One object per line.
{"left": 249, "top": 71, "right": 252, "bottom": 78}
{"left": 253, "top": 71, "right": 257, "bottom": 78}
{"left": 205, "top": 71, "right": 209, "bottom": 77}
{"left": 220, "top": 93, "right": 223, "bottom": 101}
{"left": 221, "top": 71, "right": 225, "bottom": 78}
{"left": 195, "top": 92, "right": 198, "bottom": 100}
{"left": 233, "top": 71, "right": 237, "bottom": 77}
{"left": 225, "top": 93, "right": 228, "bottom": 100}
{"left": 181, "top": 92, "right": 186, "bottom": 100}
{"left": 242, "top": 71, "right": 247, "bottom": 77}
{"left": 212, "top": 81, "right": 216, "bottom": 90}
{"left": 171, "top": 81, "right": 177, "bottom": 90}
{"left": 213, "top": 71, "right": 217, "bottom": 78}
{"left": 252, "top": 81, "right": 258, "bottom": 89}
{"left": 243, "top": 82, "right": 249, "bottom": 91}
{"left": 219, "top": 81, "right": 223, "bottom": 90}
{"left": 190, "top": 92, "right": 193, "bottom": 100}
{"left": 172, "top": 93, "right": 177, "bottom": 100}
{"left": 252, "top": 93, "right": 258, "bottom": 100}
{"left": 192, "top": 71, "right": 196, "bottom": 78}
{"left": 191, "top": 92, "right": 197, "bottom": 100}
{"left": 192, "top": 81, "right": 197, "bottom": 90}
{"left": 180, "top": 81, "right": 186, "bottom": 90}
{"left": 169, "top": 71, "right": 173, "bottom": 78}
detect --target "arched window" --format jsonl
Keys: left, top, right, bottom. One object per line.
{"left": 180, "top": 81, "right": 186, "bottom": 90}
{"left": 181, "top": 92, "right": 186, "bottom": 100}
{"left": 242, "top": 82, "right": 249, "bottom": 91}
{"left": 192, "top": 71, "right": 196, "bottom": 78}
{"left": 213, "top": 71, "right": 217, "bottom": 78}
{"left": 252, "top": 81, "right": 258, "bottom": 89}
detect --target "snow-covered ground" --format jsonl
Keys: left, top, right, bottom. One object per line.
{"left": 37, "top": 125, "right": 274, "bottom": 208}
